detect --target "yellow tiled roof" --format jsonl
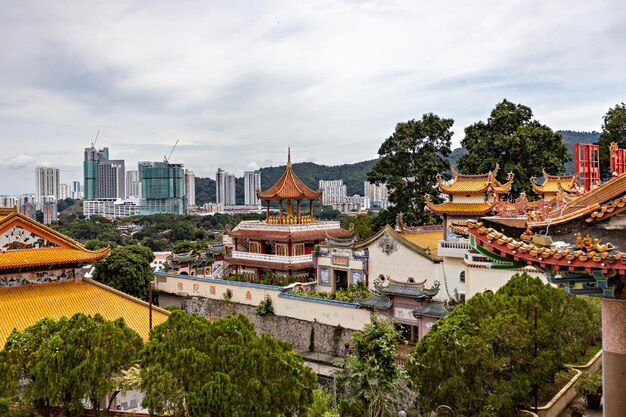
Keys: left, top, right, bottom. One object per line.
{"left": 401, "top": 230, "right": 443, "bottom": 257}
{"left": 0, "top": 279, "right": 169, "bottom": 346}
{"left": 437, "top": 165, "right": 514, "bottom": 195}
{"left": 425, "top": 201, "right": 493, "bottom": 215}
{"left": 531, "top": 170, "right": 580, "bottom": 195}
{"left": 0, "top": 247, "right": 110, "bottom": 271}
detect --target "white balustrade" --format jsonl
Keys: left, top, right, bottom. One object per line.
{"left": 232, "top": 220, "right": 343, "bottom": 233}
{"left": 230, "top": 251, "right": 313, "bottom": 264}
{"left": 437, "top": 239, "right": 472, "bottom": 258}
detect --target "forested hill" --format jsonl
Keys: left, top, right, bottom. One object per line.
{"left": 259, "top": 159, "right": 379, "bottom": 196}
{"left": 195, "top": 131, "right": 601, "bottom": 205}
{"left": 447, "top": 130, "right": 600, "bottom": 174}
{"left": 195, "top": 159, "right": 379, "bottom": 206}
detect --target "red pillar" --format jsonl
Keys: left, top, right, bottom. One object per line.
{"left": 279, "top": 200, "right": 283, "bottom": 224}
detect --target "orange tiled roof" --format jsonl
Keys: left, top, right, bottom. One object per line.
{"left": 0, "top": 279, "right": 169, "bottom": 345}
{"left": 531, "top": 169, "right": 580, "bottom": 195}
{"left": 401, "top": 229, "right": 443, "bottom": 258}
{"left": 257, "top": 149, "right": 322, "bottom": 201}
{"left": 425, "top": 200, "right": 493, "bottom": 215}
{"left": 0, "top": 247, "right": 110, "bottom": 271}
{"left": 437, "top": 164, "right": 514, "bottom": 195}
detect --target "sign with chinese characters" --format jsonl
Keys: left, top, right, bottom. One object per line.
{"left": 394, "top": 307, "right": 417, "bottom": 321}
{"left": 332, "top": 256, "right": 349, "bottom": 266}
{"left": 319, "top": 267, "right": 330, "bottom": 285}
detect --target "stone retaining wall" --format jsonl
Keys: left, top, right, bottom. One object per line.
{"left": 185, "top": 297, "right": 357, "bottom": 356}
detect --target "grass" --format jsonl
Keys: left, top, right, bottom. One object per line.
{"left": 534, "top": 367, "right": 578, "bottom": 406}
{"left": 572, "top": 343, "right": 601, "bottom": 366}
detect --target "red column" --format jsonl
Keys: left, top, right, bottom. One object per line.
{"left": 279, "top": 200, "right": 283, "bottom": 224}
{"left": 297, "top": 200, "right": 301, "bottom": 223}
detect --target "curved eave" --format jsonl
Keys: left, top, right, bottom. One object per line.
{"left": 0, "top": 212, "right": 89, "bottom": 251}
{"left": 467, "top": 221, "right": 626, "bottom": 274}
{"left": 225, "top": 257, "right": 312, "bottom": 271}
{"left": 257, "top": 168, "right": 322, "bottom": 201}
{"left": 437, "top": 181, "right": 491, "bottom": 195}
{"left": 587, "top": 196, "right": 626, "bottom": 223}
{"left": 353, "top": 225, "right": 441, "bottom": 262}
{"left": 228, "top": 227, "right": 352, "bottom": 242}
{"left": 0, "top": 247, "right": 111, "bottom": 272}
{"left": 425, "top": 201, "right": 493, "bottom": 216}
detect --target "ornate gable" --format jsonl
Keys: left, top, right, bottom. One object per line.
{"left": 1, "top": 225, "right": 59, "bottom": 250}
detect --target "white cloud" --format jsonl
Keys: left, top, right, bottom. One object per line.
{"left": 0, "top": 0, "right": 625, "bottom": 194}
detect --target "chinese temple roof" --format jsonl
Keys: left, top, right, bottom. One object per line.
{"left": 0, "top": 208, "right": 110, "bottom": 271}
{"left": 436, "top": 164, "right": 514, "bottom": 195}
{"left": 0, "top": 247, "right": 110, "bottom": 272}
{"left": 356, "top": 294, "right": 393, "bottom": 310}
{"left": 400, "top": 227, "right": 443, "bottom": 258}
{"left": 375, "top": 278, "right": 440, "bottom": 299}
{"left": 467, "top": 221, "right": 626, "bottom": 274}
{"left": 228, "top": 224, "right": 352, "bottom": 242}
{"left": 531, "top": 169, "right": 581, "bottom": 195}
{"left": 354, "top": 225, "right": 442, "bottom": 262}
{"left": 257, "top": 149, "right": 322, "bottom": 201}
{"left": 0, "top": 279, "right": 170, "bottom": 345}
{"left": 412, "top": 302, "right": 452, "bottom": 318}
{"left": 425, "top": 198, "right": 494, "bottom": 216}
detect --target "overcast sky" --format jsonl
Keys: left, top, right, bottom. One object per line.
{"left": 1, "top": 0, "right": 625, "bottom": 194}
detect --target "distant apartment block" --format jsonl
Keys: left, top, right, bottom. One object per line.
{"left": 126, "top": 170, "right": 141, "bottom": 198}
{"left": 184, "top": 169, "right": 196, "bottom": 208}
{"left": 59, "top": 183, "right": 70, "bottom": 200}
{"left": 319, "top": 179, "right": 347, "bottom": 205}
{"left": 83, "top": 199, "right": 140, "bottom": 219}
{"left": 334, "top": 195, "right": 371, "bottom": 212}
{"left": 41, "top": 196, "right": 58, "bottom": 224}
{"left": 71, "top": 181, "right": 82, "bottom": 200}
{"left": 364, "top": 181, "right": 390, "bottom": 209}
{"left": 35, "top": 166, "right": 60, "bottom": 206}
{"left": 0, "top": 195, "right": 17, "bottom": 208}
{"left": 83, "top": 146, "right": 110, "bottom": 200}
{"left": 243, "top": 171, "right": 261, "bottom": 206}
{"left": 215, "top": 168, "right": 236, "bottom": 206}
{"left": 138, "top": 161, "right": 184, "bottom": 215}
{"left": 96, "top": 160, "right": 125, "bottom": 199}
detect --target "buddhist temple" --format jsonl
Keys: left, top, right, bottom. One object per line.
{"left": 0, "top": 206, "right": 169, "bottom": 345}
{"left": 226, "top": 150, "right": 351, "bottom": 281}
{"left": 425, "top": 164, "right": 514, "bottom": 236}
{"left": 465, "top": 172, "right": 626, "bottom": 416}
{"left": 530, "top": 169, "right": 582, "bottom": 200}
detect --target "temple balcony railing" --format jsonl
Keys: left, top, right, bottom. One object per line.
{"left": 232, "top": 220, "right": 343, "bottom": 233}
{"left": 437, "top": 239, "right": 472, "bottom": 258}
{"left": 463, "top": 251, "right": 509, "bottom": 265}
{"left": 229, "top": 251, "right": 313, "bottom": 264}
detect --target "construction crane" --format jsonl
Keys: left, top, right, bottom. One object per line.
{"left": 164, "top": 139, "right": 179, "bottom": 163}
{"left": 91, "top": 130, "right": 100, "bottom": 148}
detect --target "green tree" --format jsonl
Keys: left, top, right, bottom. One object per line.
{"left": 342, "top": 214, "right": 374, "bottom": 241}
{"left": 597, "top": 103, "right": 626, "bottom": 178}
{"left": 458, "top": 99, "right": 570, "bottom": 198}
{"left": 94, "top": 245, "right": 154, "bottom": 300}
{"left": 335, "top": 320, "right": 411, "bottom": 417}
{"left": 141, "top": 312, "right": 316, "bottom": 417}
{"left": 172, "top": 240, "right": 197, "bottom": 254}
{"left": 1, "top": 314, "right": 142, "bottom": 417}
{"left": 408, "top": 273, "right": 601, "bottom": 417}
{"left": 368, "top": 113, "right": 453, "bottom": 225}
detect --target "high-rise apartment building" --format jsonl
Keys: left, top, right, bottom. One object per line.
{"left": 95, "top": 160, "right": 125, "bottom": 199}
{"left": 319, "top": 179, "right": 347, "bottom": 205}
{"left": 215, "top": 168, "right": 236, "bottom": 206}
{"left": 35, "top": 167, "right": 60, "bottom": 206}
{"left": 364, "top": 181, "right": 389, "bottom": 208}
{"left": 59, "top": 184, "right": 70, "bottom": 200}
{"left": 126, "top": 170, "right": 141, "bottom": 199}
{"left": 71, "top": 181, "right": 82, "bottom": 200}
{"left": 83, "top": 146, "right": 110, "bottom": 200}
{"left": 243, "top": 171, "right": 261, "bottom": 206}
{"left": 138, "top": 161, "right": 184, "bottom": 215}
{"left": 184, "top": 169, "right": 196, "bottom": 207}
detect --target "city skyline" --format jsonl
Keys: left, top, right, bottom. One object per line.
{"left": 1, "top": 1, "right": 625, "bottom": 194}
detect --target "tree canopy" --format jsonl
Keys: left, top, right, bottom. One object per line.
{"left": 408, "top": 273, "right": 601, "bottom": 417}
{"left": 141, "top": 311, "right": 316, "bottom": 417}
{"left": 457, "top": 99, "right": 570, "bottom": 198}
{"left": 93, "top": 245, "right": 154, "bottom": 300}
{"left": 335, "top": 320, "right": 412, "bottom": 417}
{"left": 597, "top": 103, "right": 626, "bottom": 178}
{"left": 368, "top": 113, "right": 454, "bottom": 225}
{"left": 1, "top": 314, "right": 142, "bottom": 417}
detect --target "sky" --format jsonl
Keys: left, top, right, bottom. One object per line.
{"left": 1, "top": 0, "right": 625, "bottom": 194}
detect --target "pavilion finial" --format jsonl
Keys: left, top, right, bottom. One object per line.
{"left": 287, "top": 147, "right": 292, "bottom": 169}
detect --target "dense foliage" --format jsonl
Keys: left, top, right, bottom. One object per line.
{"left": 368, "top": 113, "right": 454, "bottom": 225}
{"left": 597, "top": 103, "right": 626, "bottom": 178}
{"left": 408, "top": 273, "right": 601, "bottom": 417}
{"left": 141, "top": 312, "right": 316, "bottom": 417}
{"left": 93, "top": 245, "right": 154, "bottom": 300}
{"left": 335, "top": 320, "right": 413, "bottom": 417}
{"left": 458, "top": 99, "right": 570, "bottom": 198}
{"left": 1, "top": 314, "right": 142, "bottom": 417}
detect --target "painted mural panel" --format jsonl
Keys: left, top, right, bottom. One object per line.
{"left": 0, "top": 226, "right": 58, "bottom": 250}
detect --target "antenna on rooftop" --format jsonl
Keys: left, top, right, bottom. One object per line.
{"left": 164, "top": 139, "right": 179, "bottom": 163}
{"left": 91, "top": 130, "right": 100, "bottom": 148}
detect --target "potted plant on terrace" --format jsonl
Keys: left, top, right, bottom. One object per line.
{"left": 577, "top": 372, "right": 602, "bottom": 410}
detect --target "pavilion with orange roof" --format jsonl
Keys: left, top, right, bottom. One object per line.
{"left": 226, "top": 150, "right": 351, "bottom": 281}
{"left": 0, "top": 206, "right": 169, "bottom": 346}
{"left": 530, "top": 169, "right": 582, "bottom": 200}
